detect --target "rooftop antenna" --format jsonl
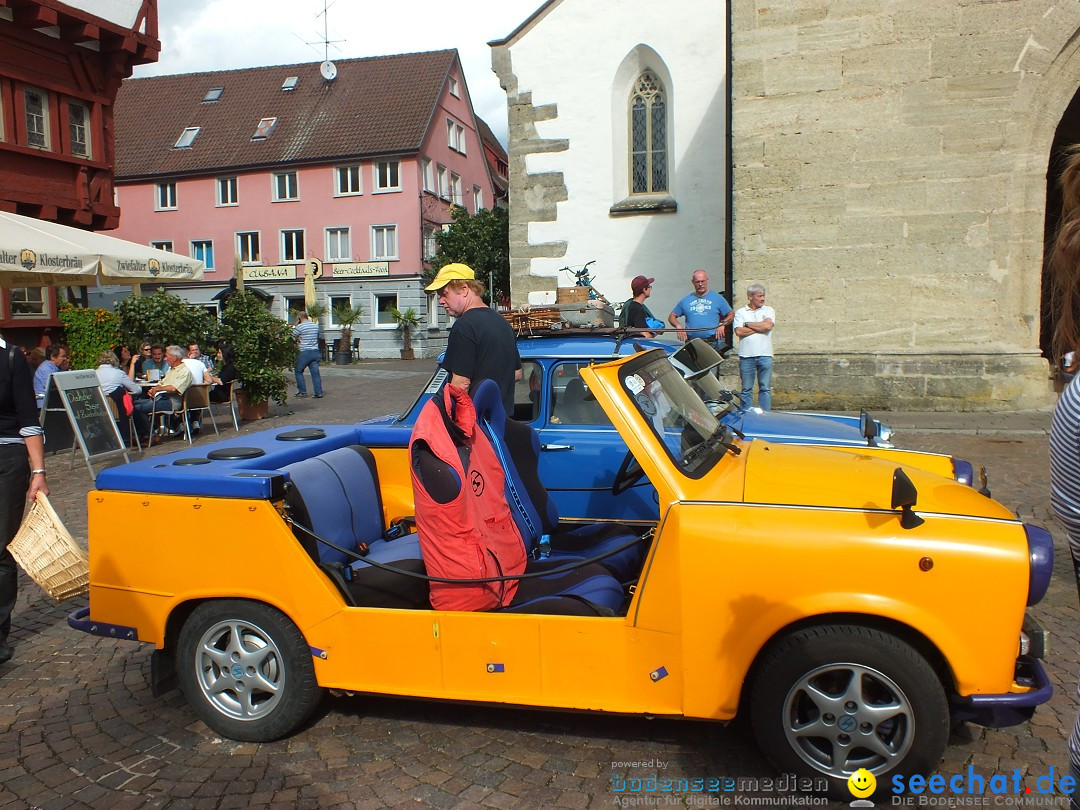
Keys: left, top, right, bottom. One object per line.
{"left": 304, "top": 0, "right": 345, "bottom": 82}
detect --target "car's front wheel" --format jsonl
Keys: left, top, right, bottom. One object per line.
{"left": 176, "top": 600, "right": 322, "bottom": 742}
{"left": 750, "top": 624, "right": 948, "bottom": 800}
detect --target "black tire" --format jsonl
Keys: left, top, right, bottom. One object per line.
{"left": 176, "top": 600, "right": 323, "bottom": 742}
{"left": 750, "top": 624, "right": 949, "bottom": 801}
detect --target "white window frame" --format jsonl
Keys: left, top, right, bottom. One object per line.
{"left": 67, "top": 100, "right": 91, "bottom": 158}
{"left": 9, "top": 287, "right": 47, "bottom": 318}
{"left": 372, "top": 292, "right": 399, "bottom": 329}
{"left": 422, "top": 225, "right": 437, "bottom": 262}
{"left": 446, "top": 119, "right": 466, "bottom": 154}
{"left": 191, "top": 239, "right": 214, "bottom": 270}
{"left": 252, "top": 116, "right": 277, "bottom": 140}
{"left": 150, "top": 240, "right": 173, "bottom": 252}
{"left": 437, "top": 165, "right": 448, "bottom": 200}
{"left": 374, "top": 160, "right": 400, "bottom": 193}
{"left": 450, "top": 173, "right": 462, "bottom": 207}
{"left": 216, "top": 176, "right": 238, "bottom": 206}
{"left": 329, "top": 295, "right": 353, "bottom": 328}
{"left": 24, "top": 87, "right": 49, "bottom": 151}
{"left": 155, "top": 181, "right": 177, "bottom": 211}
{"left": 272, "top": 171, "right": 299, "bottom": 202}
{"left": 335, "top": 164, "right": 362, "bottom": 196}
{"left": 371, "top": 224, "right": 398, "bottom": 261}
{"left": 173, "top": 126, "right": 200, "bottom": 149}
{"left": 280, "top": 229, "right": 305, "bottom": 264}
{"left": 236, "top": 231, "right": 261, "bottom": 265}
{"left": 473, "top": 185, "right": 484, "bottom": 213}
{"left": 448, "top": 76, "right": 460, "bottom": 98}
{"left": 325, "top": 227, "right": 351, "bottom": 262}
{"left": 421, "top": 158, "right": 435, "bottom": 193}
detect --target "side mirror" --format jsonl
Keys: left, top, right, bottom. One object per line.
{"left": 891, "top": 468, "right": 925, "bottom": 530}
{"left": 860, "top": 409, "right": 879, "bottom": 446}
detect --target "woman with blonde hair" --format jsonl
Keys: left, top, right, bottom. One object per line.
{"left": 1048, "top": 146, "right": 1080, "bottom": 810}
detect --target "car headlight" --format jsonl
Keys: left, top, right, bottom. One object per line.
{"left": 1024, "top": 523, "right": 1054, "bottom": 606}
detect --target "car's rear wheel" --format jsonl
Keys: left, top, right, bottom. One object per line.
{"left": 176, "top": 600, "right": 322, "bottom": 742}
{"left": 750, "top": 624, "right": 948, "bottom": 800}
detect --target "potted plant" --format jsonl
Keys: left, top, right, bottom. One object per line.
{"left": 332, "top": 302, "right": 364, "bottom": 365}
{"left": 219, "top": 291, "right": 297, "bottom": 419}
{"left": 389, "top": 306, "right": 421, "bottom": 360}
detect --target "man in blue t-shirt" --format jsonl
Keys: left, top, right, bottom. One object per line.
{"left": 667, "top": 269, "right": 733, "bottom": 348}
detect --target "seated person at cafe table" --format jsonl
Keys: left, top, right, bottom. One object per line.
{"left": 134, "top": 343, "right": 168, "bottom": 381}
{"left": 96, "top": 351, "right": 143, "bottom": 443}
{"left": 132, "top": 346, "right": 192, "bottom": 446}
{"left": 206, "top": 346, "right": 238, "bottom": 403}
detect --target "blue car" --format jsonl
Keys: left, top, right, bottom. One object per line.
{"left": 363, "top": 332, "right": 984, "bottom": 521}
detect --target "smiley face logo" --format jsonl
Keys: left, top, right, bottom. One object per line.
{"left": 847, "top": 768, "right": 876, "bottom": 799}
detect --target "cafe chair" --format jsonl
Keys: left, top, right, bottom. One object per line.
{"left": 180, "top": 384, "right": 219, "bottom": 443}
{"left": 105, "top": 394, "right": 142, "bottom": 452}
{"left": 210, "top": 381, "right": 240, "bottom": 432}
{"left": 351, "top": 338, "right": 360, "bottom": 360}
{"left": 148, "top": 391, "right": 186, "bottom": 443}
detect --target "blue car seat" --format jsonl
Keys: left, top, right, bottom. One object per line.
{"left": 471, "top": 379, "right": 649, "bottom": 583}
{"left": 286, "top": 443, "right": 624, "bottom": 615}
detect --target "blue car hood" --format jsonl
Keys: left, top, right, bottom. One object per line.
{"left": 727, "top": 408, "right": 869, "bottom": 446}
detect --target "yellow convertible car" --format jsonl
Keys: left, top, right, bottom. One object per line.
{"left": 71, "top": 349, "right": 1052, "bottom": 799}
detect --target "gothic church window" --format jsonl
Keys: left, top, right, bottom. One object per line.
{"left": 629, "top": 71, "right": 667, "bottom": 195}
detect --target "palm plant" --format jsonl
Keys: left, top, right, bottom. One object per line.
{"left": 332, "top": 302, "right": 365, "bottom": 362}
{"left": 389, "top": 306, "right": 421, "bottom": 359}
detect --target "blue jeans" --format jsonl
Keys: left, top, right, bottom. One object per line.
{"left": 295, "top": 349, "right": 323, "bottom": 396}
{"left": 739, "top": 355, "right": 773, "bottom": 410}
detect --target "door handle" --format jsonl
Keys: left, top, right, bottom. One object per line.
{"left": 541, "top": 443, "right": 574, "bottom": 451}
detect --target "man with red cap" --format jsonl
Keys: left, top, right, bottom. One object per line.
{"left": 622, "top": 275, "right": 659, "bottom": 337}
{"left": 426, "top": 263, "right": 522, "bottom": 415}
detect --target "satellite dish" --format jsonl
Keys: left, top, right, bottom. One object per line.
{"left": 320, "top": 60, "right": 337, "bottom": 82}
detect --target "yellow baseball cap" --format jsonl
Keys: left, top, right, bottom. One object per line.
{"left": 425, "top": 262, "right": 475, "bottom": 291}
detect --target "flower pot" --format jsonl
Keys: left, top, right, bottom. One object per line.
{"left": 334, "top": 351, "right": 352, "bottom": 365}
{"left": 235, "top": 389, "right": 269, "bottom": 421}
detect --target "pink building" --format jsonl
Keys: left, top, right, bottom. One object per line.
{"left": 104, "top": 49, "right": 504, "bottom": 358}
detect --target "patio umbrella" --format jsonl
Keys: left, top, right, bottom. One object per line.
{"left": 303, "top": 257, "right": 322, "bottom": 310}
{"left": 0, "top": 210, "right": 204, "bottom": 288}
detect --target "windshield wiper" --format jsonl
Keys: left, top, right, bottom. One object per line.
{"left": 681, "top": 425, "right": 740, "bottom": 468}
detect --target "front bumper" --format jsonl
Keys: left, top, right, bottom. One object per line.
{"left": 950, "top": 655, "right": 1053, "bottom": 728}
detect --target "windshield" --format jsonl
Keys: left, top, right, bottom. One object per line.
{"left": 619, "top": 353, "right": 727, "bottom": 477}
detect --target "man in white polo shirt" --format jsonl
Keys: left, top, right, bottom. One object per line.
{"left": 293, "top": 310, "right": 323, "bottom": 398}
{"left": 733, "top": 283, "right": 776, "bottom": 410}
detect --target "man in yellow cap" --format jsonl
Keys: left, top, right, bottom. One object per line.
{"left": 426, "top": 263, "right": 521, "bottom": 414}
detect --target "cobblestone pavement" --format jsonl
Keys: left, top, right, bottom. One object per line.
{"left": 0, "top": 361, "right": 1076, "bottom": 809}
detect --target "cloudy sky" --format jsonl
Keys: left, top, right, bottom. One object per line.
{"left": 133, "top": 0, "right": 546, "bottom": 145}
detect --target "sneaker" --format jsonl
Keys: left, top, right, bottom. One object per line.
{"left": 296, "top": 393, "right": 307, "bottom": 398}
{"left": 0, "top": 639, "right": 11, "bottom": 665}
{"left": 314, "top": 394, "right": 324, "bottom": 398}
{"left": 191, "top": 421, "right": 201, "bottom": 436}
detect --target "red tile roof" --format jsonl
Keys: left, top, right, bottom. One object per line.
{"left": 114, "top": 49, "right": 459, "bottom": 180}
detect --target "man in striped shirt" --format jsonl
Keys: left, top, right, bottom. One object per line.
{"left": 293, "top": 311, "right": 323, "bottom": 398}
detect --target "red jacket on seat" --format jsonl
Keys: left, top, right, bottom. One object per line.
{"left": 410, "top": 384, "right": 526, "bottom": 610}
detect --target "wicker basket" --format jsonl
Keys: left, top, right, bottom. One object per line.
{"left": 9, "top": 492, "right": 89, "bottom": 602}
{"left": 502, "top": 306, "right": 561, "bottom": 335}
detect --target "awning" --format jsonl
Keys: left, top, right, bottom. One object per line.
{"left": 0, "top": 211, "right": 204, "bottom": 288}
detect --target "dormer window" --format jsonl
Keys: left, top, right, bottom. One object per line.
{"left": 252, "top": 117, "right": 278, "bottom": 140}
{"left": 174, "top": 127, "right": 201, "bottom": 149}
{"left": 202, "top": 87, "right": 223, "bottom": 103}
{"left": 282, "top": 76, "right": 299, "bottom": 91}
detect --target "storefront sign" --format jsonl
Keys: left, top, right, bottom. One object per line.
{"left": 331, "top": 262, "right": 390, "bottom": 278}
{"left": 242, "top": 265, "right": 296, "bottom": 280}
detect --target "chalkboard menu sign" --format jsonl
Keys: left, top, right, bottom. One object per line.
{"left": 40, "top": 370, "right": 129, "bottom": 476}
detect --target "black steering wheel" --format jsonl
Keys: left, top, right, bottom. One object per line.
{"left": 612, "top": 449, "right": 646, "bottom": 495}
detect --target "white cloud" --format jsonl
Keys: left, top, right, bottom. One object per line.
{"left": 136, "top": 0, "right": 544, "bottom": 144}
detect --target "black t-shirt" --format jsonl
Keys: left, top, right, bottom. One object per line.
{"left": 0, "top": 341, "right": 38, "bottom": 439}
{"left": 441, "top": 306, "right": 522, "bottom": 415}
{"left": 624, "top": 299, "right": 650, "bottom": 331}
